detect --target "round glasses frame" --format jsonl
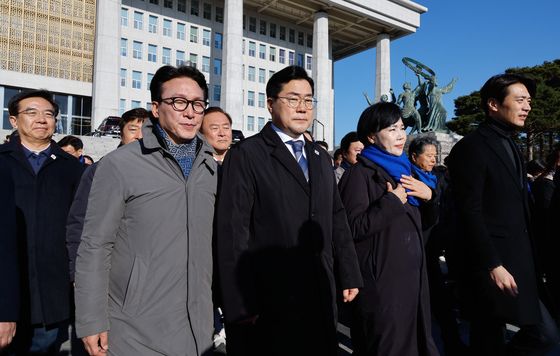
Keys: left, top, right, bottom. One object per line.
{"left": 275, "top": 96, "right": 317, "bottom": 110}
{"left": 160, "top": 97, "right": 208, "bottom": 114}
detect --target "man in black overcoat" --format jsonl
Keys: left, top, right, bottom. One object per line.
{"left": 447, "top": 73, "right": 559, "bottom": 355}
{"left": 216, "top": 66, "right": 362, "bottom": 356}
{"left": 0, "top": 89, "right": 83, "bottom": 355}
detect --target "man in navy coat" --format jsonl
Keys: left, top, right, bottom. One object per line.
{"left": 216, "top": 66, "right": 362, "bottom": 356}
{"left": 0, "top": 89, "right": 83, "bottom": 354}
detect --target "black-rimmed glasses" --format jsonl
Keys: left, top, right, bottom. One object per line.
{"left": 160, "top": 97, "right": 208, "bottom": 114}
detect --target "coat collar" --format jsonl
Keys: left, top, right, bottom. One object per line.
{"left": 261, "top": 122, "right": 310, "bottom": 195}
{"left": 357, "top": 154, "right": 397, "bottom": 188}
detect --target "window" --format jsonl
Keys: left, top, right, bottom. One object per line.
{"left": 247, "top": 116, "right": 255, "bottom": 131}
{"left": 243, "top": 15, "right": 246, "bottom": 30}
{"left": 306, "top": 55, "right": 312, "bottom": 70}
{"left": 146, "top": 102, "right": 152, "bottom": 110}
{"left": 120, "top": 68, "right": 127, "bottom": 87}
{"left": 270, "top": 23, "right": 276, "bottom": 38}
{"left": 257, "top": 117, "right": 265, "bottom": 131}
{"left": 132, "top": 100, "right": 141, "bottom": 108}
{"left": 134, "top": 11, "right": 143, "bottom": 30}
{"left": 248, "top": 41, "right": 255, "bottom": 57}
{"left": 147, "top": 73, "right": 154, "bottom": 88}
{"left": 176, "top": 50, "right": 185, "bottom": 66}
{"left": 202, "top": 56, "right": 210, "bottom": 72}
{"left": 279, "top": 49, "right": 285, "bottom": 64}
{"left": 258, "top": 93, "right": 265, "bottom": 108}
{"left": 248, "top": 91, "right": 255, "bottom": 106}
{"left": 163, "top": 19, "right": 172, "bottom": 37}
{"left": 190, "top": 26, "right": 198, "bottom": 43}
{"left": 289, "top": 29, "right": 295, "bottom": 43}
{"left": 203, "top": 29, "right": 211, "bottom": 46}
{"left": 269, "top": 70, "right": 275, "bottom": 79}
{"left": 288, "top": 51, "right": 294, "bottom": 65}
{"left": 177, "top": 0, "right": 186, "bottom": 12}
{"left": 149, "top": 0, "right": 158, "bottom": 4}
{"left": 279, "top": 26, "right": 286, "bottom": 40}
{"left": 203, "top": 3, "right": 211, "bottom": 20}
{"left": 248, "top": 66, "right": 255, "bottom": 81}
{"left": 258, "top": 68, "right": 265, "bottom": 83}
{"left": 298, "top": 31, "right": 304, "bottom": 46}
{"left": 164, "top": 0, "right": 172, "bottom": 8}
{"left": 189, "top": 53, "right": 198, "bottom": 68}
{"left": 259, "top": 44, "right": 266, "bottom": 59}
{"left": 148, "top": 44, "right": 157, "bottom": 62}
{"left": 215, "top": 7, "right": 223, "bottom": 23}
{"left": 259, "top": 20, "right": 266, "bottom": 35}
{"left": 162, "top": 47, "right": 171, "bottom": 65}
{"left": 148, "top": 15, "right": 157, "bottom": 33}
{"left": 213, "top": 84, "right": 221, "bottom": 101}
{"left": 119, "top": 99, "right": 126, "bottom": 115}
{"left": 132, "top": 71, "right": 142, "bottom": 89}
{"left": 120, "top": 38, "right": 128, "bottom": 56}
{"left": 242, "top": 39, "right": 245, "bottom": 54}
{"left": 249, "top": 17, "right": 256, "bottom": 32}
{"left": 214, "top": 33, "right": 223, "bottom": 49}
{"left": 121, "top": 8, "right": 128, "bottom": 27}
{"left": 269, "top": 46, "right": 276, "bottom": 62}
{"left": 133, "top": 41, "right": 142, "bottom": 59}
{"left": 213, "top": 58, "right": 222, "bottom": 76}
{"left": 191, "top": 0, "right": 199, "bottom": 16}
{"left": 297, "top": 53, "right": 304, "bottom": 67}
{"left": 177, "top": 23, "right": 185, "bottom": 40}
{"left": 307, "top": 34, "right": 313, "bottom": 48}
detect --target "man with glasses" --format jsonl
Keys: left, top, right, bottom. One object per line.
{"left": 0, "top": 89, "right": 84, "bottom": 355}
{"left": 74, "top": 65, "right": 217, "bottom": 355}
{"left": 216, "top": 66, "right": 362, "bottom": 356}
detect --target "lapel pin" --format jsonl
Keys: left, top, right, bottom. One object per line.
{"left": 314, "top": 150, "right": 320, "bottom": 155}
{"left": 50, "top": 154, "right": 57, "bottom": 160}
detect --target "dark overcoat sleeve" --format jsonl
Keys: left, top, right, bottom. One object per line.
{"left": 216, "top": 144, "right": 257, "bottom": 323}
{"left": 0, "top": 161, "right": 19, "bottom": 321}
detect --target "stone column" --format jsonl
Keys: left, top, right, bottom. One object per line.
{"left": 312, "top": 10, "right": 333, "bottom": 149}
{"left": 221, "top": 0, "right": 244, "bottom": 130}
{"left": 375, "top": 33, "right": 391, "bottom": 102}
{"left": 91, "top": 0, "right": 120, "bottom": 129}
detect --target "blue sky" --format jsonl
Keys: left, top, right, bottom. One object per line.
{"left": 332, "top": 1, "right": 560, "bottom": 144}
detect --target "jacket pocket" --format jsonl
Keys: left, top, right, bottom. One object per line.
{"left": 122, "top": 256, "right": 147, "bottom": 316}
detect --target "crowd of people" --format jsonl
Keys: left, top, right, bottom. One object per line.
{"left": 1, "top": 64, "right": 559, "bottom": 356}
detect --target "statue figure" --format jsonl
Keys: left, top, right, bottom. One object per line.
{"left": 397, "top": 74, "right": 423, "bottom": 134}
{"left": 424, "top": 75, "right": 458, "bottom": 132}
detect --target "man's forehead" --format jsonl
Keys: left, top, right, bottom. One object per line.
{"left": 204, "top": 112, "right": 230, "bottom": 124}
{"left": 278, "top": 79, "right": 312, "bottom": 95}
{"left": 19, "top": 97, "right": 54, "bottom": 108}
{"left": 161, "top": 77, "right": 204, "bottom": 97}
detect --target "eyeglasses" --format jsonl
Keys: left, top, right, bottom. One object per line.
{"left": 160, "top": 97, "right": 208, "bottom": 114}
{"left": 17, "top": 109, "right": 56, "bottom": 119}
{"left": 275, "top": 96, "right": 317, "bottom": 110}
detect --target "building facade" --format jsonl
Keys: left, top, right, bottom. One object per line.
{"left": 1, "top": 0, "right": 426, "bottom": 146}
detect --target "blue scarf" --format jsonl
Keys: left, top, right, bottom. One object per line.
{"left": 155, "top": 123, "right": 198, "bottom": 178}
{"left": 360, "top": 145, "right": 437, "bottom": 206}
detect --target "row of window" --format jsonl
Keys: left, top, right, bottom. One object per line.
{"left": 243, "top": 40, "right": 312, "bottom": 70}
{"left": 122, "top": 1, "right": 223, "bottom": 23}
{"left": 244, "top": 16, "right": 312, "bottom": 49}
{"left": 246, "top": 116, "right": 266, "bottom": 132}
{"left": 246, "top": 91, "right": 266, "bottom": 108}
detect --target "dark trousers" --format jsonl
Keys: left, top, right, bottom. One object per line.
{"left": 470, "top": 300, "right": 560, "bottom": 356}
{"left": 0, "top": 322, "right": 65, "bottom": 356}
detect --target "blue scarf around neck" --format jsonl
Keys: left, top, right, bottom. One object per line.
{"left": 155, "top": 123, "right": 198, "bottom": 178}
{"left": 360, "top": 144, "right": 437, "bottom": 206}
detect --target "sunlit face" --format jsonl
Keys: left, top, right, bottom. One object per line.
{"left": 9, "top": 97, "right": 56, "bottom": 145}
{"left": 343, "top": 141, "right": 364, "bottom": 165}
{"left": 61, "top": 145, "right": 83, "bottom": 158}
{"left": 412, "top": 144, "right": 437, "bottom": 172}
{"left": 152, "top": 77, "right": 205, "bottom": 144}
{"left": 267, "top": 79, "right": 313, "bottom": 138}
{"left": 121, "top": 118, "right": 144, "bottom": 145}
{"left": 488, "top": 83, "right": 531, "bottom": 128}
{"left": 202, "top": 111, "right": 232, "bottom": 155}
{"left": 369, "top": 118, "right": 407, "bottom": 156}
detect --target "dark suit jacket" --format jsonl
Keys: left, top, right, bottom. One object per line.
{"left": 447, "top": 121, "right": 540, "bottom": 324}
{"left": 216, "top": 122, "right": 362, "bottom": 355}
{"left": 0, "top": 159, "right": 19, "bottom": 322}
{"left": 0, "top": 137, "right": 84, "bottom": 325}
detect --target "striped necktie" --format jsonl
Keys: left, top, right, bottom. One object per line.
{"left": 288, "top": 140, "right": 308, "bottom": 181}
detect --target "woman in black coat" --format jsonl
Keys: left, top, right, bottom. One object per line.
{"left": 339, "top": 102, "right": 439, "bottom": 356}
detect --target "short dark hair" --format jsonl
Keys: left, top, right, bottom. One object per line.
{"left": 150, "top": 65, "right": 209, "bottom": 102}
{"left": 8, "top": 89, "right": 59, "bottom": 117}
{"left": 120, "top": 108, "right": 149, "bottom": 131}
{"left": 408, "top": 136, "right": 438, "bottom": 160}
{"left": 266, "top": 65, "right": 314, "bottom": 98}
{"left": 480, "top": 73, "right": 536, "bottom": 116}
{"left": 333, "top": 148, "right": 343, "bottom": 160}
{"left": 57, "top": 135, "right": 83, "bottom": 150}
{"left": 357, "top": 102, "right": 402, "bottom": 146}
{"left": 204, "top": 106, "right": 232, "bottom": 124}
{"left": 339, "top": 131, "right": 360, "bottom": 153}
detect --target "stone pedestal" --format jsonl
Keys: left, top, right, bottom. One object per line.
{"left": 406, "top": 131, "right": 463, "bottom": 165}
